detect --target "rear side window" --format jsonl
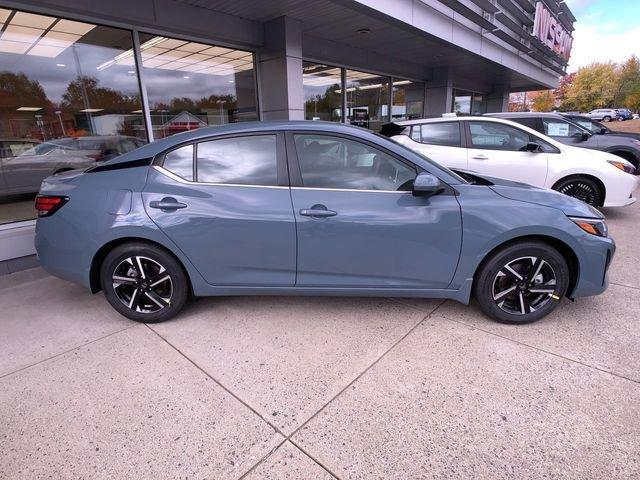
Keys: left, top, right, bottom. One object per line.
{"left": 510, "top": 117, "right": 539, "bottom": 131}
{"left": 163, "top": 144, "right": 194, "bottom": 181}
{"left": 469, "top": 121, "right": 529, "bottom": 151}
{"left": 542, "top": 119, "right": 582, "bottom": 138}
{"left": 197, "top": 135, "right": 277, "bottom": 186}
{"left": 414, "top": 122, "right": 461, "bottom": 147}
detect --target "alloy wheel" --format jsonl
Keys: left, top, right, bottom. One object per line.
{"left": 557, "top": 181, "right": 599, "bottom": 206}
{"left": 112, "top": 256, "right": 173, "bottom": 313}
{"left": 491, "top": 256, "right": 557, "bottom": 315}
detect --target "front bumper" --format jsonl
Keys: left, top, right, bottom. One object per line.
{"left": 603, "top": 173, "right": 639, "bottom": 207}
{"left": 570, "top": 233, "right": 615, "bottom": 298}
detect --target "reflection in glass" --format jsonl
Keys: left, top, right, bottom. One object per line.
{"left": 138, "top": 33, "right": 258, "bottom": 140}
{"left": 303, "top": 62, "right": 342, "bottom": 122}
{"left": 163, "top": 144, "right": 193, "bottom": 180}
{"left": 392, "top": 80, "right": 424, "bottom": 121}
{"left": 0, "top": 8, "right": 147, "bottom": 224}
{"left": 453, "top": 90, "right": 472, "bottom": 115}
{"left": 294, "top": 134, "right": 416, "bottom": 191}
{"left": 197, "top": 135, "right": 277, "bottom": 186}
{"left": 345, "top": 70, "right": 389, "bottom": 132}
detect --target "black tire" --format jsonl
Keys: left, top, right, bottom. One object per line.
{"left": 474, "top": 241, "right": 570, "bottom": 324}
{"left": 100, "top": 242, "right": 189, "bottom": 323}
{"left": 552, "top": 176, "right": 602, "bottom": 207}
{"left": 602, "top": 116, "right": 611, "bottom": 122}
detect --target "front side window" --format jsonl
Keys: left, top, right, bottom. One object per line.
{"left": 469, "top": 122, "right": 530, "bottom": 151}
{"left": 294, "top": 134, "right": 416, "bottom": 191}
{"left": 197, "top": 135, "right": 277, "bottom": 186}
{"left": 417, "top": 122, "right": 461, "bottom": 147}
{"left": 542, "top": 119, "right": 582, "bottom": 137}
{"left": 163, "top": 144, "right": 193, "bottom": 181}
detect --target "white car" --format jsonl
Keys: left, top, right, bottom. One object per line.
{"left": 586, "top": 109, "right": 619, "bottom": 122}
{"left": 384, "top": 117, "right": 638, "bottom": 207}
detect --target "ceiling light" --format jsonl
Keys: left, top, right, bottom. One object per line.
{"left": 56, "top": 63, "right": 65, "bottom": 67}
{"left": 228, "top": 80, "right": 234, "bottom": 83}
{"left": 183, "top": 75, "right": 190, "bottom": 78}
{"left": 16, "top": 106, "right": 42, "bottom": 111}
{"left": 79, "top": 108, "right": 103, "bottom": 113}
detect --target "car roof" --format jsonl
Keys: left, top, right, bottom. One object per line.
{"left": 392, "top": 115, "right": 547, "bottom": 126}
{"left": 484, "top": 112, "right": 565, "bottom": 118}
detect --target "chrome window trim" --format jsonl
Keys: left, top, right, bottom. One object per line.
{"left": 291, "top": 186, "right": 412, "bottom": 194}
{"left": 153, "top": 166, "right": 289, "bottom": 190}
{"left": 154, "top": 166, "right": 412, "bottom": 194}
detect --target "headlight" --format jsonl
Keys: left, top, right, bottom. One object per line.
{"left": 607, "top": 159, "right": 636, "bottom": 174}
{"left": 568, "top": 216, "right": 608, "bottom": 237}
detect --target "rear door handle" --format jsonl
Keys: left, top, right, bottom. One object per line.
{"left": 300, "top": 206, "right": 337, "bottom": 218}
{"left": 149, "top": 198, "right": 187, "bottom": 210}
{"left": 472, "top": 154, "right": 489, "bottom": 160}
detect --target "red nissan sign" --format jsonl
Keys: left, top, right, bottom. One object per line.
{"left": 532, "top": 1, "right": 573, "bottom": 62}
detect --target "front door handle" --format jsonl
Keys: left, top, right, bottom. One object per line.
{"left": 300, "top": 205, "right": 337, "bottom": 218}
{"left": 149, "top": 198, "right": 187, "bottom": 210}
{"left": 472, "top": 154, "right": 489, "bottom": 160}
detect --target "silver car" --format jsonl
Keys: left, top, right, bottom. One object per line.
{"left": 586, "top": 109, "right": 619, "bottom": 122}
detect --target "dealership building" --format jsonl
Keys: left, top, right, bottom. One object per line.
{"left": 0, "top": 0, "right": 574, "bottom": 271}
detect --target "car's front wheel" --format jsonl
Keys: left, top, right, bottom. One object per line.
{"left": 552, "top": 177, "right": 602, "bottom": 207}
{"left": 474, "top": 241, "right": 570, "bottom": 324}
{"left": 100, "top": 242, "right": 189, "bottom": 323}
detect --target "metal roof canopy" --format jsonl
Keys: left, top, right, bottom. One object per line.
{"left": 176, "top": 0, "right": 563, "bottom": 91}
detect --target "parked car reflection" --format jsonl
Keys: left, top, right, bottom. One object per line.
{"left": 0, "top": 135, "right": 145, "bottom": 197}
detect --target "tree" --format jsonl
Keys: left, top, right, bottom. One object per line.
{"left": 555, "top": 72, "right": 576, "bottom": 110}
{"left": 531, "top": 90, "right": 555, "bottom": 111}
{"left": 564, "top": 62, "right": 619, "bottom": 111}
{"left": 615, "top": 55, "right": 640, "bottom": 107}
{"left": 60, "top": 76, "right": 140, "bottom": 112}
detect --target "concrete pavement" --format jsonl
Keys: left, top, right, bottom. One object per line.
{"left": 1, "top": 194, "right": 639, "bottom": 479}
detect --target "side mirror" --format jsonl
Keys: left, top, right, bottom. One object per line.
{"left": 524, "top": 142, "right": 542, "bottom": 152}
{"left": 412, "top": 172, "right": 443, "bottom": 197}
{"left": 580, "top": 131, "right": 590, "bottom": 141}
{"left": 600, "top": 128, "right": 608, "bottom": 134}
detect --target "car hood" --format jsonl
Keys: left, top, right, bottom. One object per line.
{"left": 606, "top": 131, "right": 640, "bottom": 141}
{"left": 457, "top": 170, "right": 604, "bottom": 219}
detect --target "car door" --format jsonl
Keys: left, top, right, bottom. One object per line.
{"left": 287, "top": 132, "right": 462, "bottom": 289}
{"left": 143, "top": 132, "right": 297, "bottom": 287}
{"left": 401, "top": 121, "right": 467, "bottom": 170}
{"left": 466, "top": 120, "right": 548, "bottom": 186}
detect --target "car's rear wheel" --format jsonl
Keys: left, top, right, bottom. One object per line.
{"left": 100, "top": 242, "right": 189, "bottom": 323}
{"left": 602, "top": 115, "right": 611, "bottom": 122}
{"left": 474, "top": 241, "right": 570, "bottom": 324}
{"left": 552, "top": 177, "right": 602, "bottom": 207}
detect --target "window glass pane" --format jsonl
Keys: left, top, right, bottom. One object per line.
{"left": 163, "top": 144, "right": 193, "bottom": 180}
{"left": 345, "top": 70, "right": 389, "bottom": 132}
{"left": 512, "top": 117, "right": 538, "bottom": 130}
{"left": 542, "top": 119, "right": 581, "bottom": 137}
{"left": 303, "top": 62, "right": 341, "bottom": 122}
{"left": 0, "top": 9, "right": 147, "bottom": 225}
{"left": 469, "top": 122, "right": 530, "bottom": 150}
{"left": 294, "top": 134, "right": 415, "bottom": 191}
{"left": 139, "top": 33, "right": 258, "bottom": 141}
{"left": 392, "top": 80, "right": 424, "bottom": 121}
{"left": 453, "top": 89, "right": 472, "bottom": 115}
{"left": 419, "top": 122, "right": 460, "bottom": 147}
{"left": 197, "top": 135, "right": 277, "bottom": 185}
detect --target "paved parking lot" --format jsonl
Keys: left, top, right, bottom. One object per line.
{"left": 1, "top": 190, "right": 639, "bottom": 479}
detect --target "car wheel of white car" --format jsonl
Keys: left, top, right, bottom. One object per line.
{"left": 552, "top": 177, "right": 602, "bottom": 207}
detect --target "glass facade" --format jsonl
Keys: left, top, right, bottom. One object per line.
{"left": 303, "top": 62, "right": 342, "bottom": 122}
{"left": 0, "top": 8, "right": 259, "bottom": 226}
{"left": 138, "top": 33, "right": 258, "bottom": 140}
{"left": 453, "top": 89, "right": 485, "bottom": 115}
{"left": 345, "top": 69, "right": 389, "bottom": 132}
{"left": 391, "top": 80, "right": 424, "bottom": 121}
{"left": 0, "top": 9, "right": 146, "bottom": 225}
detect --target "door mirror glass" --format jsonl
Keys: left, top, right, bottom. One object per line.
{"left": 412, "top": 172, "right": 443, "bottom": 197}
{"left": 580, "top": 131, "right": 591, "bottom": 141}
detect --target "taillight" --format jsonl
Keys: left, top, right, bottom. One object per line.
{"left": 35, "top": 195, "right": 68, "bottom": 217}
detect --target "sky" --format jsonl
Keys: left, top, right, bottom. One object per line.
{"left": 566, "top": 0, "right": 640, "bottom": 71}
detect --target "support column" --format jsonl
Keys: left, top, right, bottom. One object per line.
{"left": 258, "top": 16, "right": 304, "bottom": 120}
{"left": 485, "top": 84, "right": 510, "bottom": 113}
{"left": 424, "top": 67, "right": 453, "bottom": 116}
